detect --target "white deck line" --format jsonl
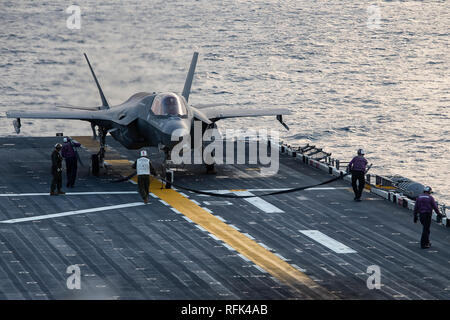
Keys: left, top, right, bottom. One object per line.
{"left": 229, "top": 224, "right": 241, "bottom": 231}
{"left": 222, "top": 243, "right": 236, "bottom": 251}
{"left": 243, "top": 233, "right": 255, "bottom": 240}
{"left": 238, "top": 254, "right": 251, "bottom": 262}
{"left": 208, "top": 233, "right": 221, "bottom": 242}
{"left": 202, "top": 207, "right": 213, "bottom": 213}
{"left": 195, "top": 225, "right": 207, "bottom": 232}
{"left": 170, "top": 208, "right": 182, "bottom": 214}
{"left": 215, "top": 215, "right": 227, "bottom": 222}
{"left": 182, "top": 216, "right": 194, "bottom": 223}
{"left": 274, "top": 253, "right": 289, "bottom": 261}
{"left": 291, "top": 264, "right": 307, "bottom": 272}
{"left": 257, "top": 242, "right": 274, "bottom": 252}
{"left": 159, "top": 200, "right": 170, "bottom": 206}
{"left": 300, "top": 230, "right": 357, "bottom": 254}
{"left": 0, "top": 202, "right": 145, "bottom": 224}
{"left": 234, "top": 191, "right": 284, "bottom": 213}
{"left": 253, "top": 265, "right": 268, "bottom": 273}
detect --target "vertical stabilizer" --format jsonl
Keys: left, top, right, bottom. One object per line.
{"left": 182, "top": 52, "right": 198, "bottom": 103}
{"left": 83, "top": 53, "right": 110, "bottom": 109}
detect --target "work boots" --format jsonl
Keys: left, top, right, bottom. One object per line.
{"left": 421, "top": 242, "right": 432, "bottom": 249}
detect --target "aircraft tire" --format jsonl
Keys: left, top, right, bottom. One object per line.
{"left": 91, "top": 154, "right": 100, "bottom": 176}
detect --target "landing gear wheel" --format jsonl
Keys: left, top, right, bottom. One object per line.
{"left": 90, "top": 126, "right": 107, "bottom": 176}
{"left": 91, "top": 153, "right": 100, "bottom": 176}
{"left": 162, "top": 147, "right": 174, "bottom": 188}
{"left": 98, "top": 127, "right": 107, "bottom": 168}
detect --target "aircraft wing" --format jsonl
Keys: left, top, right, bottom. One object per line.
{"left": 5, "top": 109, "right": 127, "bottom": 134}
{"left": 201, "top": 107, "right": 291, "bottom": 120}
{"left": 191, "top": 103, "right": 232, "bottom": 109}
{"left": 201, "top": 107, "right": 291, "bottom": 130}
{"left": 55, "top": 105, "right": 102, "bottom": 111}
{"left": 6, "top": 110, "right": 111, "bottom": 121}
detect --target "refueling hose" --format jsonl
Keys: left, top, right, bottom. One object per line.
{"left": 112, "top": 171, "right": 349, "bottom": 199}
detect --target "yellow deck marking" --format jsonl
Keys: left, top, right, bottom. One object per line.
{"left": 374, "top": 185, "right": 397, "bottom": 190}
{"left": 73, "top": 137, "right": 135, "bottom": 177}
{"left": 103, "top": 160, "right": 135, "bottom": 177}
{"left": 104, "top": 159, "right": 133, "bottom": 165}
{"left": 133, "top": 177, "right": 335, "bottom": 298}
{"left": 72, "top": 136, "right": 123, "bottom": 159}
{"left": 74, "top": 136, "right": 335, "bottom": 298}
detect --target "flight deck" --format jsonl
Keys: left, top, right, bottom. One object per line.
{"left": 0, "top": 136, "right": 449, "bottom": 300}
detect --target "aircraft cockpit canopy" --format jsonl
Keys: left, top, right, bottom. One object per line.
{"left": 151, "top": 93, "right": 187, "bottom": 117}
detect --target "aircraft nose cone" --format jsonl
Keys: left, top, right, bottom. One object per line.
{"left": 161, "top": 119, "right": 191, "bottom": 147}
{"left": 162, "top": 119, "right": 190, "bottom": 136}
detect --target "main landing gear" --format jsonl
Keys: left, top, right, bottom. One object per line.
{"left": 91, "top": 126, "right": 107, "bottom": 176}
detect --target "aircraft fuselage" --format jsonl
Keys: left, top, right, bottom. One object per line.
{"left": 101, "top": 92, "right": 194, "bottom": 151}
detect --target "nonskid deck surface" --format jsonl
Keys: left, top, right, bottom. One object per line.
{"left": 0, "top": 136, "right": 448, "bottom": 300}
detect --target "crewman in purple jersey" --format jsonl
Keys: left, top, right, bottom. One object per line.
{"left": 414, "top": 186, "right": 442, "bottom": 249}
{"left": 348, "top": 149, "right": 368, "bottom": 201}
{"left": 61, "top": 137, "right": 81, "bottom": 188}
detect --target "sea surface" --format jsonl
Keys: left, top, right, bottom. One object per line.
{"left": 1, "top": 1, "right": 449, "bottom": 203}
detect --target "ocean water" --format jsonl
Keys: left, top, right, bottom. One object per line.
{"left": 1, "top": 1, "right": 449, "bottom": 203}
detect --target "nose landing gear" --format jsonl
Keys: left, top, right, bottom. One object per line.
{"left": 91, "top": 126, "right": 108, "bottom": 176}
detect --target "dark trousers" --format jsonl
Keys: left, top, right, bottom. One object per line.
{"left": 419, "top": 212, "right": 432, "bottom": 247}
{"left": 351, "top": 170, "right": 365, "bottom": 199}
{"left": 51, "top": 170, "right": 62, "bottom": 193}
{"left": 138, "top": 175, "right": 150, "bottom": 201}
{"left": 65, "top": 157, "right": 78, "bottom": 187}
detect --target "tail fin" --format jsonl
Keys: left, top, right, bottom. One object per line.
{"left": 181, "top": 52, "right": 198, "bottom": 103}
{"left": 83, "top": 53, "right": 110, "bottom": 109}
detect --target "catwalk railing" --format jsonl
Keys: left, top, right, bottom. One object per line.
{"left": 279, "top": 141, "right": 448, "bottom": 228}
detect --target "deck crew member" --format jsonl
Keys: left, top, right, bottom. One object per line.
{"left": 133, "top": 150, "right": 151, "bottom": 204}
{"left": 348, "top": 149, "right": 368, "bottom": 201}
{"left": 50, "top": 143, "right": 65, "bottom": 196}
{"left": 414, "top": 186, "right": 442, "bottom": 249}
{"left": 61, "top": 137, "right": 81, "bottom": 188}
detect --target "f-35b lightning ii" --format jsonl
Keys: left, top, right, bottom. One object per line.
{"left": 7, "top": 52, "right": 291, "bottom": 173}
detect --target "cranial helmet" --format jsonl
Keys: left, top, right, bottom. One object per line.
{"left": 357, "top": 148, "right": 365, "bottom": 155}
{"left": 140, "top": 150, "right": 147, "bottom": 157}
{"left": 162, "top": 95, "right": 177, "bottom": 107}
{"left": 63, "top": 137, "right": 68, "bottom": 143}
{"left": 55, "top": 143, "right": 62, "bottom": 149}
{"left": 424, "top": 186, "right": 432, "bottom": 193}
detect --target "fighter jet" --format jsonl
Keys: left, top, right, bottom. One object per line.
{"left": 6, "top": 52, "right": 291, "bottom": 172}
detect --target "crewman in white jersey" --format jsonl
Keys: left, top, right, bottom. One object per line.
{"left": 132, "top": 150, "right": 151, "bottom": 204}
